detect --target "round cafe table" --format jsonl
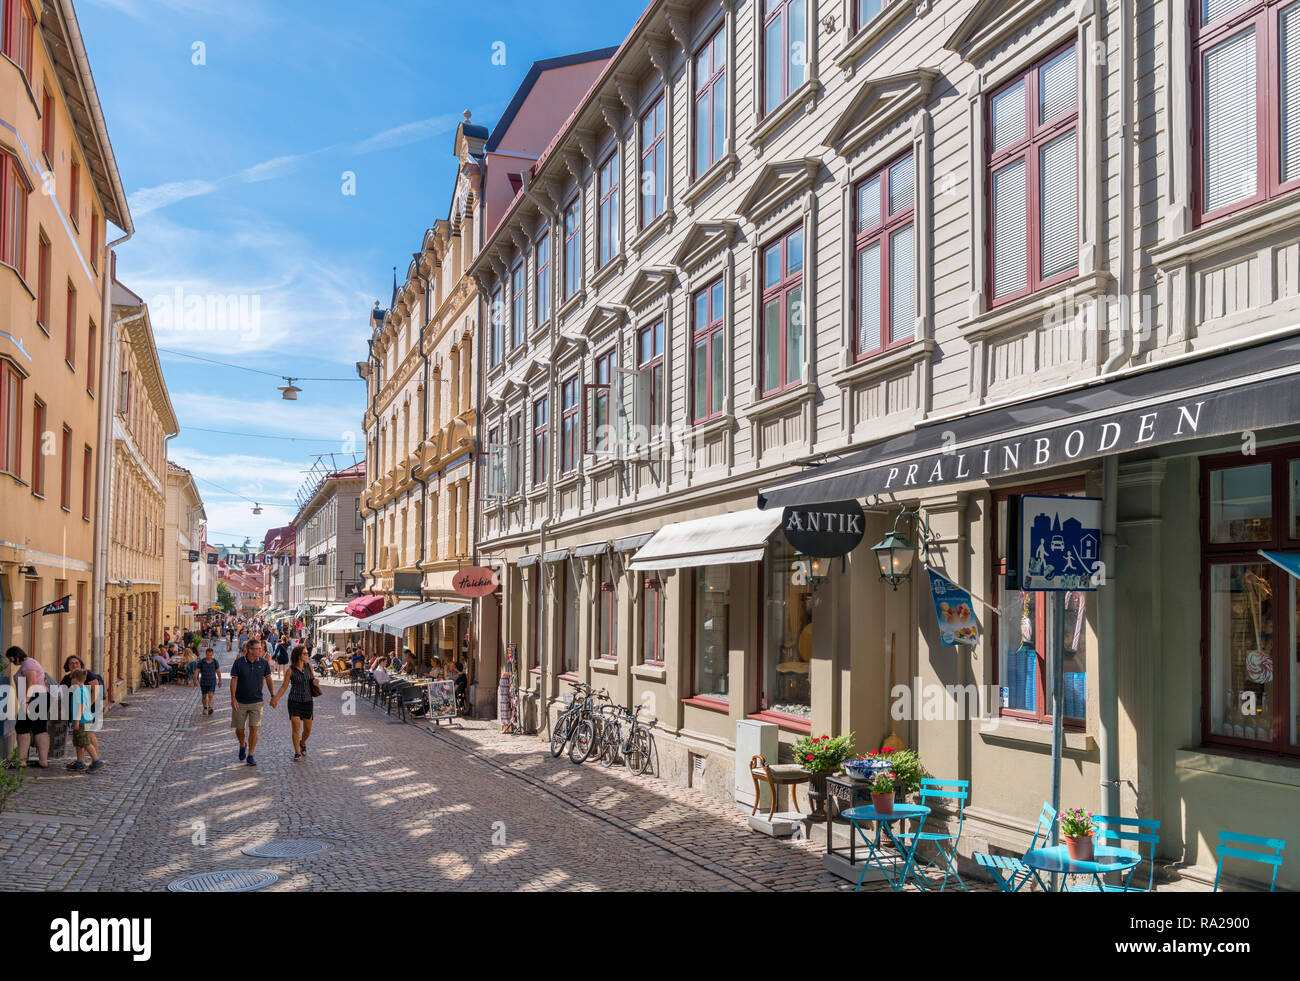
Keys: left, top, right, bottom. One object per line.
{"left": 1022, "top": 844, "right": 1142, "bottom": 892}
{"left": 840, "top": 803, "right": 931, "bottom": 893}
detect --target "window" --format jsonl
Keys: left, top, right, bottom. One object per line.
{"left": 24, "top": 578, "right": 37, "bottom": 657}
{"left": 35, "top": 232, "right": 48, "bottom": 331}
{"left": 507, "top": 412, "right": 522, "bottom": 496}
{"left": 81, "top": 445, "right": 91, "bottom": 519}
{"left": 563, "top": 198, "right": 582, "bottom": 299}
{"left": 532, "top": 396, "right": 548, "bottom": 486}
{"left": 489, "top": 285, "right": 503, "bottom": 366}
{"left": 1202, "top": 445, "right": 1300, "bottom": 755}
{"left": 855, "top": 154, "right": 915, "bottom": 357}
{"left": 855, "top": 0, "right": 896, "bottom": 31}
{"left": 988, "top": 43, "right": 1078, "bottom": 304}
{"left": 761, "top": 226, "right": 804, "bottom": 394}
{"left": 691, "top": 279, "right": 725, "bottom": 421}
{"left": 762, "top": 539, "right": 812, "bottom": 720}
{"left": 76, "top": 583, "right": 85, "bottom": 659}
{"left": 119, "top": 367, "right": 131, "bottom": 417}
{"left": 510, "top": 260, "right": 524, "bottom": 351}
{"left": 597, "top": 553, "right": 617, "bottom": 660}
{"left": 68, "top": 157, "right": 79, "bottom": 228}
{"left": 354, "top": 552, "right": 365, "bottom": 587}
{"left": 65, "top": 282, "right": 76, "bottom": 366}
{"left": 535, "top": 232, "right": 551, "bottom": 326}
{"left": 560, "top": 375, "right": 579, "bottom": 474}
{"left": 41, "top": 85, "right": 53, "bottom": 162}
{"left": 640, "top": 96, "right": 666, "bottom": 226}
{"left": 31, "top": 397, "right": 44, "bottom": 496}
{"left": 90, "top": 211, "right": 99, "bottom": 273}
{"left": 562, "top": 560, "right": 579, "bottom": 675}
{"left": 54, "top": 578, "right": 65, "bottom": 659}
{"left": 3, "top": 0, "right": 34, "bottom": 82}
{"left": 1, "top": 151, "right": 29, "bottom": 276}
{"left": 641, "top": 574, "right": 665, "bottom": 664}
{"left": 992, "top": 485, "right": 1089, "bottom": 726}
{"left": 598, "top": 151, "right": 620, "bottom": 266}
{"left": 1195, "top": 0, "right": 1300, "bottom": 222}
{"left": 86, "top": 320, "right": 96, "bottom": 395}
{"left": 694, "top": 27, "right": 727, "bottom": 178}
{"left": 763, "top": 0, "right": 807, "bottom": 115}
{"left": 0, "top": 359, "right": 21, "bottom": 476}
{"left": 589, "top": 348, "right": 615, "bottom": 455}
{"left": 637, "top": 319, "right": 664, "bottom": 430}
{"left": 355, "top": 498, "right": 363, "bottom": 531}
{"left": 692, "top": 565, "right": 731, "bottom": 702}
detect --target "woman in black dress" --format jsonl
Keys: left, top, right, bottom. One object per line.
{"left": 271, "top": 646, "right": 316, "bottom": 761}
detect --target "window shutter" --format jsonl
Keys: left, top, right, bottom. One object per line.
{"left": 1202, "top": 0, "right": 1252, "bottom": 25}
{"left": 991, "top": 80, "right": 1027, "bottom": 153}
{"left": 991, "top": 159, "right": 1028, "bottom": 299}
{"left": 1282, "top": 6, "right": 1300, "bottom": 184}
{"left": 1202, "top": 28, "right": 1258, "bottom": 213}
{"left": 1038, "top": 46, "right": 1076, "bottom": 124}
{"left": 1039, "top": 131, "right": 1078, "bottom": 280}
{"left": 890, "top": 224, "right": 916, "bottom": 345}
{"left": 858, "top": 177, "right": 881, "bottom": 232}
{"left": 889, "top": 158, "right": 914, "bottom": 216}
{"left": 857, "top": 241, "right": 881, "bottom": 352}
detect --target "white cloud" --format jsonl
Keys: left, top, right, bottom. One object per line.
{"left": 349, "top": 114, "right": 462, "bottom": 155}
{"left": 128, "top": 178, "right": 223, "bottom": 217}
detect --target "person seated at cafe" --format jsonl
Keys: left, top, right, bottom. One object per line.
{"left": 372, "top": 656, "right": 391, "bottom": 687}
{"left": 182, "top": 648, "right": 199, "bottom": 686}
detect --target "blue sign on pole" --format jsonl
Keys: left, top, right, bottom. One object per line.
{"left": 1019, "top": 495, "right": 1104, "bottom": 592}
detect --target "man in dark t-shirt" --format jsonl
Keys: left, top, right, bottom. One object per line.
{"left": 196, "top": 647, "right": 222, "bottom": 716}
{"left": 230, "top": 641, "right": 273, "bottom": 766}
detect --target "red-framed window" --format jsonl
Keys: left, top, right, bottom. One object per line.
{"left": 991, "top": 480, "right": 1089, "bottom": 727}
{"left": 640, "top": 95, "right": 666, "bottom": 227}
{"left": 563, "top": 197, "right": 581, "bottom": 299}
{"left": 1200, "top": 443, "right": 1300, "bottom": 757}
{"left": 762, "top": 0, "right": 807, "bottom": 116}
{"left": 637, "top": 319, "right": 664, "bottom": 430}
{"left": 855, "top": 0, "right": 896, "bottom": 31}
{"left": 86, "top": 319, "right": 96, "bottom": 396}
{"left": 597, "top": 553, "right": 617, "bottom": 660}
{"left": 40, "top": 85, "right": 52, "bottom": 162}
{"left": 854, "top": 153, "right": 915, "bottom": 357}
{"left": 641, "top": 574, "right": 664, "bottom": 665}
{"left": 30, "top": 397, "right": 44, "bottom": 496}
{"left": 691, "top": 278, "right": 725, "bottom": 422}
{"left": 35, "top": 231, "right": 49, "bottom": 331}
{"left": 65, "top": 282, "right": 76, "bottom": 366}
{"left": 586, "top": 347, "right": 615, "bottom": 456}
{"left": 987, "top": 42, "right": 1078, "bottom": 306}
{"left": 60, "top": 424, "right": 70, "bottom": 510}
{"left": 81, "top": 445, "right": 91, "bottom": 520}
{"left": 484, "top": 423, "right": 500, "bottom": 497}
{"left": 535, "top": 231, "right": 551, "bottom": 326}
{"left": 561, "top": 559, "right": 579, "bottom": 675}
{"left": 532, "top": 395, "right": 548, "bottom": 487}
{"left": 90, "top": 211, "right": 99, "bottom": 273}
{"left": 694, "top": 26, "right": 727, "bottom": 179}
{"left": 506, "top": 412, "right": 522, "bottom": 497}
{"left": 598, "top": 150, "right": 619, "bottom": 266}
{"left": 1, "top": 151, "right": 30, "bottom": 276}
{"left": 489, "top": 285, "right": 503, "bottom": 366}
{"left": 760, "top": 225, "right": 804, "bottom": 395}
{"left": 1194, "top": 0, "right": 1300, "bottom": 224}
{"left": 68, "top": 157, "right": 79, "bottom": 228}
{"left": 0, "top": 358, "right": 21, "bottom": 476}
{"left": 510, "top": 260, "right": 524, "bottom": 351}
{"left": 690, "top": 565, "right": 731, "bottom": 704}
{"left": 560, "top": 374, "right": 579, "bottom": 474}
{"left": 2, "top": 0, "right": 34, "bottom": 82}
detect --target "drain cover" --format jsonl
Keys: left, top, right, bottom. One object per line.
{"left": 241, "top": 840, "right": 331, "bottom": 858}
{"left": 168, "top": 870, "right": 278, "bottom": 893}
{"left": 176, "top": 727, "right": 197, "bottom": 732}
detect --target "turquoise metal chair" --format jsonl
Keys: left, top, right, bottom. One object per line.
{"left": 972, "top": 802, "right": 1055, "bottom": 892}
{"left": 1067, "top": 815, "right": 1161, "bottom": 892}
{"left": 1213, "top": 831, "right": 1286, "bottom": 892}
{"left": 893, "top": 778, "right": 969, "bottom": 891}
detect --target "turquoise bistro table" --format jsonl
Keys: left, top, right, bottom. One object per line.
{"left": 1022, "top": 844, "right": 1142, "bottom": 891}
{"left": 840, "top": 803, "right": 930, "bottom": 892}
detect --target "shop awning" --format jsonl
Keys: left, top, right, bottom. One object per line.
{"left": 1260, "top": 551, "right": 1300, "bottom": 580}
{"left": 542, "top": 549, "right": 570, "bottom": 564}
{"left": 628, "top": 508, "right": 783, "bottom": 570}
{"left": 614, "top": 533, "right": 654, "bottom": 552}
{"left": 758, "top": 335, "right": 1300, "bottom": 509}
{"left": 345, "top": 595, "right": 384, "bottom": 619}
{"left": 360, "top": 600, "right": 418, "bottom": 633}
{"left": 379, "top": 601, "right": 467, "bottom": 636}
{"left": 314, "top": 603, "right": 349, "bottom": 621}
{"left": 574, "top": 541, "right": 610, "bottom": 557}
{"left": 319, "top": 615, "right": 361, "bottom": 634}
{"left": 517, "top": 554, "right": 539, "bottom": 568}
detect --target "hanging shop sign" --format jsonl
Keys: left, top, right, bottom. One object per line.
{"left": 207, "top": 552, "right": 218, "bottom": 564}
{"left": 1020, "top": 495, "right": 1104, "bottom": 592}
{"left": 453, "top": 566, "right": 499, "bottom": 598}
{"left": 780, "top": 500, "right": 866, "bottom": 558}
{"left": 393, "top": 571, "right": 422, "bottom": 596}
{"left": 926, "top": 569, "right": 978, "bottom": 646}
{"left": 188, "top": 550, "right": 200, "bottom": 563}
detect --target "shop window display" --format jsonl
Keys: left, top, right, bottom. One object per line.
{"left": 762, "top": 540, "right": 811, "bottom": 719}
{"left": 693, "top": 566, "right": 730, "bottom": 701}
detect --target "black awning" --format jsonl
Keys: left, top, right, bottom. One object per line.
{"left": 758, "top": 336, "right": 1300, "bottom": 509}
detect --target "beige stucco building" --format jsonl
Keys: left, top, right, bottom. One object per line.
{"left": 163, "top": 461, "right": 205, "bottom": 634}
{"left": 472, "top": 0, "right": 1300, "bottom": 891}
{"left": 294, "top": 463, "right": 365, "bottom": 607}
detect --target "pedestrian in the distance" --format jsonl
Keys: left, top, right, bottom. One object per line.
{"left": 273, "top": 636, "right": 290, "bottom": 682}
{"left": 60, "top": 655, "right": 103, "bottom": 771}
{"left": 196, "top": 646, "right": 221, "bottom": 715}
{"left": 271, "top": 645, "right": 317, "bottom": 761}
{"left": 229, "top": 640, "right": 273, "bottom": 766}
{"left": 67, "top": 669, "right": 102, "bottom": 771}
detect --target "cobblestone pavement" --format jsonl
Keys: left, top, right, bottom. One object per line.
{"left": 0, "top": 645, "right": 973, "bottom": 892}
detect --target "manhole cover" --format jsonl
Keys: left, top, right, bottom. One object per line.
{"left": 241, "top": 840, "right": 331, "bottom": 858}
{"left": 176, "top": 727, "right": 197, "bottom": 732}
{"left": 168, "top": 870, "right": 278, "bottom": 893}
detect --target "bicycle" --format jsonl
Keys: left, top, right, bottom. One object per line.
{"left": 567, "top": 686, "right": 611, "bottom": 764}
{"left": 549, "top": 682, "right": 591, "bottom": 758}
{"left": 138, "top": 655, "right": 160, "bottom": 689}
{"left": 598, "top": 703, "right": 657, "bottom": 774}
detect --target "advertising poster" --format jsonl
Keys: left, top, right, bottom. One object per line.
{"left": 926, "top": 568, "right": 978, "bottom": 646}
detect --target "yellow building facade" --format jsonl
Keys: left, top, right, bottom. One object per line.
{"left": 0, "top": 0, "right": 131, "bottom": 683}
{"left": 163, "top": 461, "right": 204, "bottom": 636}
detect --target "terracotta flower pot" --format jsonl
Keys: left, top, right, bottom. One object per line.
{"left": 1065, "top": 832, "right": 1095, "bottom": 863}
{"left": 870, "top": 791, "right": 895, "bottom": 815}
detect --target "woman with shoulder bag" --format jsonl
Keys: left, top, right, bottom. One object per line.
{"left": 271, "top": 645, "right": 319, "bottom": 761}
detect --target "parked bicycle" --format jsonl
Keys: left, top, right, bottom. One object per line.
{"left": 596, "top": 702, "right": 657, "bottom": 775}
{"left": 138, "top": 654, "right": 160, "bottom": 689}
{"left": 549, "top": 682, "right": 609, "bottom": 761}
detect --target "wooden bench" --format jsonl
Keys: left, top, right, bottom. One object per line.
{"left": 749, "top": 754, "right": 811, "bottom": 821}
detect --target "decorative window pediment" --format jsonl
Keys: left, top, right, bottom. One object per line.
{"left": 499, "top": 378, "right": 526, "bottom": 401}
{"left": 945, "top": 0, "right": 1076, "bottom": 63}
{"left": 735, "top": 157, "right": 822, "bottom": 226}
{"left": 521, "top": 358, "right": 551, "bottom": 387}
{"left": 620, "top": 266, "right": 677, "bottom": 309}
{"left": 579, "top": 304, "right": 627, "bottom": 340}
{"left": 823, "top": 69, "right": 939, "bottom": 158}
{"left": 552, "top": 333, "right": 588, "bottom": 363}
{"left": 671, "top": 219, "right": 739, "bottom": 271}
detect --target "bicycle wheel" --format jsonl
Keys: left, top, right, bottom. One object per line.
{"left": 568, "top": 719, "right": 597, "bottom": 764}
{"left": 599, "top": 722, "right": 621, "bottom": 767}
{"left": 625, "top": 726, "right": 653, "bottom": 775}
{"left": 549, "top": 713, "right": 572, "bottom": 757}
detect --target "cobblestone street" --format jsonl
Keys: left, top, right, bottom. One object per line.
{"left": 0, "top": 647, "right": 862, "bottom": 892}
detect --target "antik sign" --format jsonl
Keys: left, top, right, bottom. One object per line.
{"left": 781, "top": 500, "right": 865, "bottom": 557}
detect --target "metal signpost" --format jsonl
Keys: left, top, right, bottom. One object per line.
{"left": 1019, "top": 495, "right": 1104, "bottom": 890}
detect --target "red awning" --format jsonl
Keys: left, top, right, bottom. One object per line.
{"left": 344, "top": 595, "right": 385, "bottom": 619}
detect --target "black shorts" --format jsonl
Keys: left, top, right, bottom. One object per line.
{"left": 287, "top": 699, "right": 313, "bottom": 720}
{"left": 16, "top": 693, "right": 47, "bottom": 735}
{"left": 199, "top": 682, "right": 216, "bottom": 694}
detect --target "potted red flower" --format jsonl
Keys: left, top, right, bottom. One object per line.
{"left": 869, "top": 770, "right": 898, "bottom": 815}
{"left": 1060, "top": 807, "right": 1096, "bottom": 862}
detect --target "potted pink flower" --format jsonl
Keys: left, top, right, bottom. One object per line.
{"left": 869, "top": 770, "right": 898, "bottom": 815}
{"left": 1060, "top": 807, "right": 1096, "bottom": 862}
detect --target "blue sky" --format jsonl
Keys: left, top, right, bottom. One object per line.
{"left": 77, "top": 0, "right": 644, "bottom": 547}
